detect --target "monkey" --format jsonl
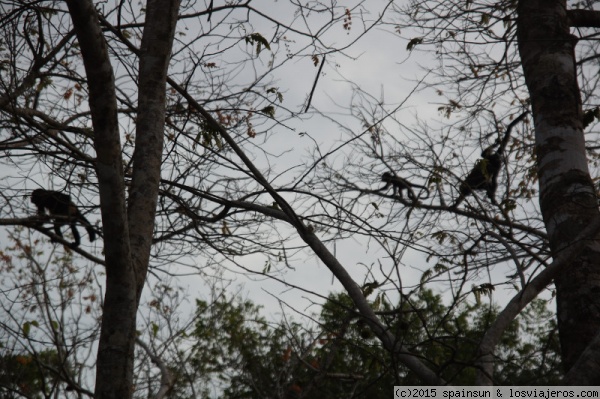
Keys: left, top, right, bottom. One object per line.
{"left": 451, "top": 111, "right": 528, "bottom": 209}
{"left": 451, "top": 145, "right": 502, "bottom": 208}
{"left": 31, "top": 189, "right": 96, "bottom": 248}
{"left": 380, "top": 172, "right": 430, "bottom": 202}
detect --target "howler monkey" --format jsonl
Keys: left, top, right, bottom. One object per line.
{"left": 31, "top": 189, "right": 96, "bottom": 248}
{"left": 451, "top": 112, "right": 528, "bottom": 209}
{"left": 451, "top": 145, "right": 502, "bottom": 208}
{"left": 381, "top": 172, "right": 430, "bottom": 202}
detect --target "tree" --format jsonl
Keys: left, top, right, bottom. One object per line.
{"left": 64, "top": 0, "right": 180, "bottom": 397}
{"left": 2, "top": 0, "right": 600, "bottom": 392}
{"left": 0, "top": 350, "right": 71, "bottom": 398}
{"left": 176, "top": 290, "right": 560, "bottom": 398}
{"left": 0, "top": 234, "right": 99, "bottom": 397}
{"left": 378, "top": 0, "right": 600, "bottom": 384}
{"left": 517, "top": 1, "right": 600, "bottom": 383}
{"left": 2, "top": 0, "right": 403, "bottom": 394}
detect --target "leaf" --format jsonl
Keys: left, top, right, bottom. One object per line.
{"left": 583, "top": 107, "right": 600, "bottom": 129}
{"left": 263, "top": 260, "right": 272, "bottom": 274}
{"left": 471, "top": 283, "right": 495, "bottom": 304}
{"left": 245, "top": 33, "right": 271, "bottom": 55}
{"left": 266, "top": 87, "right": 284, "bottom": 103}
{"left": 193, "top": 121, "right": 222, "bottom": 150}
{"left": 221, "top": 221, "right": 232, "bottom": 236}
{"left": 432, "top": 231, "right": 447, "bottom": 244}
{"left": 469, "top": 64, "right": 479, "bottom": 78}
{"left": 361, "top": 281, "right": 379, "bottom": 297}
{"left": 420, "top": 269, "right": 433, "bottom": 285}
{"left": 372, "top": 293, "right": 382, "bottom": 310}
{"left": 480, "top": 13, "right": 491, "bottom": 26}
{"left": 260, "top": 106, "right": 275, "bottom": 118}
{"left": 311, "top": 55, "right": 319, "bottom": 66}
{"left": 22, "top": 321, "right": 31, "bottom": 336}
{"left": 406, "top": 37, "right": 423, "bottom": 51}
{"left": 433, "top": 263, "right": 448, "bottom": 273}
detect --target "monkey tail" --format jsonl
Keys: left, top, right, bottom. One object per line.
{"left": 85, "top": 225, "right": 96, "bottom": 242}
{"left": 412, "top": 184, "right": 430, "bottom": 200}
{"left": 77, "top": 212, "right": 96, "bottom": 242}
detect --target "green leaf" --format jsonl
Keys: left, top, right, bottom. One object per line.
{"left": 420, "top": 269, "right": 433, "bottom": 285}
{"left": 22, "top": 322, "right": 31, "bottom": 336}
{"left": 266, "top": 87, "right": 284, "bottom": 103}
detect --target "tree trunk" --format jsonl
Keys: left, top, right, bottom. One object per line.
{"left": 129, "top": 0, "right": 181, "bottom": 300}
{"left": 517, "top": 0, "right": 600, "bottom": 382}
{"left": 66, "top": 0, "right": 180, "bottom": 396}
{"left": 65, "top": 1, "right": 135, "bottom": 397}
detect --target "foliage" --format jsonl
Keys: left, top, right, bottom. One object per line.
{"left": 0, "top": 350, "right": 70, "bottom": 398}
{"left": 179, "top": 290, "right": 561, "bottom": 398}
{"left": 1, "top": 0, "right": 599, "bottom": 392}
{"left": 184, "top": 297, "right": 300, "bottom": 398}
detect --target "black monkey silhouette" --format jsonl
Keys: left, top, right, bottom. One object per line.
{"left": 451, "top": 112, "right": 528, "bottom": 209}
{"left": 31, "top": 189, "right": 96, "bottom": 248}
{"left": 451, "top": 145, "right": 502, "bottom": 208}
{"left": 381, "top": 172, "right": 430, "bottom": 202}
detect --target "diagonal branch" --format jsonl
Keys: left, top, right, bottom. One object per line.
{"left": 475, "top": 218, "right": 600, "bottom": 385}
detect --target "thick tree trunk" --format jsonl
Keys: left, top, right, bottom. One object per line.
{"left": 517, "top": 0, "right": 600, "bottom": 381}
{"left": 65, "top": 1, "right": 135, "bottom": 397}
{"left": 67, "top": 0, "right": 180, "bottom": 397}
{"left": 129, "top": 0, "right": 181, "bottom": 300}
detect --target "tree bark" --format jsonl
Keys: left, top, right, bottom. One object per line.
{"left": 129, "top": 0, "right": 181, "bottom": 301}
{"left": 66, "top": 0, "right": 180, "bottom": 396}
{"left": 475, "top": 218, "right": 600, "bottom": 384}
{"left": 517, "top": 0, "right": 600, "bottom": 382}
{"left": 65, "top": 1, "right": 135, "bottom": 397}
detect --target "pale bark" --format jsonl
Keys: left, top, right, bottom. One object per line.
{"left": 136, "top": 338, "right": 175, "bottom": 399}
{"left": 475, "top": 219, "right": 600, "bottom": 384}
{"left": 517, "top": 0, "right": 600, "bottom": 382}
